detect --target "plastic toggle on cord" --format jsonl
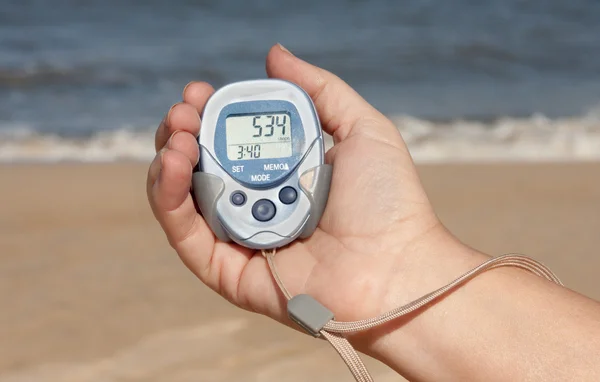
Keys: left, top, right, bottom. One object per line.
{"left": 262, "top": 249, "right": 563, "bottom": 382}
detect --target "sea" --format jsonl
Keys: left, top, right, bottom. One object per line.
{"left": 1, "top": 0, "right": 600, "bottom": 162}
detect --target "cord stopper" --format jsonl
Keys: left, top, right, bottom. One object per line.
{"left": 287, "top": 294, "right": 334, "bottom": 337}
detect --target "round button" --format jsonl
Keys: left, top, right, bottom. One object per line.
{"left": 230, "top": 191, "right": 246, "bottom": 206}
{"left": 252, "top": 199, "right": 276, "bottom": 222}
{"left": 279, "top": 186, "right": 297, "bottom": 205}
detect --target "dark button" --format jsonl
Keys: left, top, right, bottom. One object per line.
{"left": 252, "top": 199, "right": 276, "bottom": 222}
{"left": 279, "top": 186, "right": 297, "bottom": 205}
{"left": 230, "top": 191, "right": 246, "bottom": 206}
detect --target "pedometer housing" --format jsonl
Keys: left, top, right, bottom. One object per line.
{"left": 192, "top": 79, "right": 331, "bottom": 249}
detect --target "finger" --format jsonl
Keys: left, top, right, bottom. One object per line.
{"left": 266, "top": 43, "right": 401, "bottom": 145}
{"left": 149, "top": 149, "right": 208, "bottom": 246}
{"left": 152, "top": 149, "right": 193, "bottom": 212}
{"left": 155, "top": 102, "right": 200, "bottom": 152}
{"left": 147, "top": 131, "right": 198, "bottom": 199}
{"left": 148, "top": 148, "right": 254, "bottom": 301}
{"left": 146, "top": 150, "right": 164, "bottom": 212}
{"left": 168, "top": 131, "right": 200, "bottom": 167}
{"left": 147, "top": 147, "right": 219, "bottom": 293}
{"left": 182, "top": 81, "right": 215, "bottom": 113}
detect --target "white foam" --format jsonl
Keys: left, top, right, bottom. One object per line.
{"left": 393, "top": 111, "right": 600, "bottom": 162}
{"left": 0, "top": 127, "right": 156, "bottom": 162}
{"left": 1, "top": 111, "right": 600, "bottom": 163}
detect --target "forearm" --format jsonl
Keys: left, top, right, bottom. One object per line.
{"left": 353, "top": 238, "right": 600, "bottom": 381}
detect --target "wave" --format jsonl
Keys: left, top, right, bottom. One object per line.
{"left": 391, "top": 111, "right": 600, "bottom": 162}
{"left": 0, "top": 61, "right": 223, "bottom": 90}
{"left": 0, "top": 62, "right": 188, "bottom": 90}
{"left": 0, "top": 63, "right": 131, "bottom": 88}
{"left": 1, "top": 112, "right": 600, "bottom": 163}
{"left": 0, "top": 127, "right": 156, "bottom": 162}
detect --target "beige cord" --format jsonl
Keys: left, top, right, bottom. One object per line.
{"left": 262, "top": 249, "right": 562, "bottom": 381}
{"left": 264, "top": 249, "right": 373, "bottom": 381}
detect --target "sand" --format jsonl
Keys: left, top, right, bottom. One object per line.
{"left": 1, "top": 162, "right": 599, "bottom": 382}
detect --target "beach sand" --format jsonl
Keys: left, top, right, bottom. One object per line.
{"left": 1, "top": 162, "right": 599, "bottom": 382}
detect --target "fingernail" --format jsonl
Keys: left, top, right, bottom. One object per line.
{"left": 167, "top": 130, "right": 182, "bottom": 149}
{"left": 182, "top": 81, "right": 194, "bottom": 99}
{"left": 166, "top": 102, "right": 183, "bottom": 125}
{"left": 277, "top": 43, "right": 293, "bottom": 55}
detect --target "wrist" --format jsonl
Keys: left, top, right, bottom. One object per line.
{"left": 345, "top": 225, "right": 490, "bottom": 370}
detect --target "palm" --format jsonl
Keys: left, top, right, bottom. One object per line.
{"left": 223, "top": 120, "right": 437, "bottom": 325}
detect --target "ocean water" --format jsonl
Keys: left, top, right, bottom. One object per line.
{"left": 1, "top": 0, "right": 600, "bottom": 162}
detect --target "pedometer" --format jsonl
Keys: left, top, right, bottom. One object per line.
{"left": 192, "top": 79, "right": 331, "bottom": 249}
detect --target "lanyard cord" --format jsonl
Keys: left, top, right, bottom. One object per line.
{"left": 265, "top": 250, "right": 374, "bottom": 381}
{"left": 262, "top": 249, "right": 563, "bottom": 382}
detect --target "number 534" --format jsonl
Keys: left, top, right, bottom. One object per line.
{"left": 252, "top": 115, "right": 287, "bottom": 137}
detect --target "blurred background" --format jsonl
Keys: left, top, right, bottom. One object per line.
{"left": 1, "top": 1, "right": 599, "bottom": 381}
{"left": 1, "top": 0, "right": 600, "bottom": 161}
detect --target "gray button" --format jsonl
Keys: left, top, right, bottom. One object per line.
{"left": 252, "top": 199, "right": 276, "bottom": 222}
{"left": 230, "top": 191, "right": 246, "bottom": 206}
{"left": 279, "top": 186, "right": 297, "bottom": 204}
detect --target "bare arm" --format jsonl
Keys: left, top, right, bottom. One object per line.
{"left": 147, "top": 43, "right": 600, "bottom": 381}
{"left": 353, "top": 235, "right": 600, "bottom": 381}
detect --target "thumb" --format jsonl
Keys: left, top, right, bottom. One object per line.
{"left": 266, "top": 43, "right": 402, "bottom": 146}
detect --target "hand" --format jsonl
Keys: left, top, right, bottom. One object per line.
{"left": 148, "top": 44, "right": 600, "bottom": 382}
{"left": 147, "top": 44, "right": 486, "bottom": 355}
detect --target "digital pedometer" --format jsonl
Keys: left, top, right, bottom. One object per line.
{"left": 192, "top": 79, "right": 331, "bottom": 249}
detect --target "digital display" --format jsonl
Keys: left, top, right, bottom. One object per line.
{"left": 226, "top": 112, "right": 292, "bottom": 160}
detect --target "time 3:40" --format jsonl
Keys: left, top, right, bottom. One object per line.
{"left": 236, "top": 144, "right": 262, "bottom": 159}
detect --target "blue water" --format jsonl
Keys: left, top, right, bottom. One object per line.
{"left": 1, "top": 0, "right": 600, "bottom": 137}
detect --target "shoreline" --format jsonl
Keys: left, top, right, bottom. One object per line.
{"left": 3, "top": 109, "right": 600, "bottom": 163}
